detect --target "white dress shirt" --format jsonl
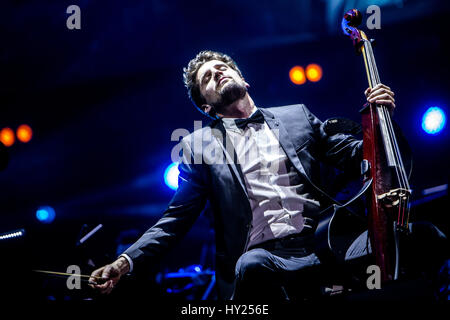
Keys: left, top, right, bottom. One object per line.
{"left": 221, "top": 106, "right": 320, "bottom": 249}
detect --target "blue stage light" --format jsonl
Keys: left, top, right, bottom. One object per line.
{"left": 36, "top": 206, "right": 56, "bottom": 223}
{"left": 422, "top": 107, "right": 446, "bottom": 134}
{"left": 164, "top": 162, "right": 179, "bottom": 190}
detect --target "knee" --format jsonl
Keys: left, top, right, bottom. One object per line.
{"left": 235, "top": 249, "right": 272, "bottom": 281}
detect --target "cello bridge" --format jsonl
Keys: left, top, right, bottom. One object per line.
{"left": 377, "top": 188, "right": 411, "bottom": 206}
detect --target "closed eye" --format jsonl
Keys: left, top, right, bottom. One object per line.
{"left": 201, "top": 71, "right": 211, "bottom": 86}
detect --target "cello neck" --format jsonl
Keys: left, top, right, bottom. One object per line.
{"left": 360, "top": 31, "right": 380, "bottom": 89}
{"left": 360, "top": 32, "right": 411, "bottom": 192}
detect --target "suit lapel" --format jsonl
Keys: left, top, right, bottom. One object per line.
{"left": 259, "top": 108, "right": 311, "bottom": 183}
{"left": 210, "top": 121, "right": 249, "bottom": 199}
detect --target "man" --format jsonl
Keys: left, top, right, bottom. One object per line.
{"left": 89, "top": 50, "right": 396, "bottom": 299}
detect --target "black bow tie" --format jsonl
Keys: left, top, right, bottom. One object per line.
{"left": 234, "top": 109, "right": 265, "bottom": 129}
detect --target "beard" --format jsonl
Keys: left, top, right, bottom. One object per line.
{"left": 211, "top": 80, "right": 247, "bottom": 113}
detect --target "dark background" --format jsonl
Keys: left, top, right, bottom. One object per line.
{"left": 1, "top": 0, "right": 448, "bottom": 301}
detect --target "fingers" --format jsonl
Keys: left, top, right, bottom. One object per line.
{"left": 366, "top": 84, "right": 392, "bottom": 97}
{"left": 99, "top": 280, "right": 115, "bottom": 295}
{"left": 92, "top": 278, "right": 115, "bottom": 294}
{"left": 88, "top": 267, "right": 104, "bottom": 289}
{"left": 370, "top": 83, "right": 391, "bottom": 91}
{"left": 366, "top": 83, "right": 395, "bottom": 109}
{"left": 89, "top": 279, "right": 115, "bottom": 295}
{"left": 88, "top": 265, "right": 118, "bottom": 294}
{"left": 367, "top": 87, "right": 394, "bottom": 101}
{"left": 368, "top": 89, "right": 395, "bottom": 101}
{"left": 370, "top": 92, "right": 395, "bottom": 103}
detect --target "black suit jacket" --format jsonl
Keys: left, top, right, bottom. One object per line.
{"left": 124, "top": 104, "right": 363, "bottom": 299}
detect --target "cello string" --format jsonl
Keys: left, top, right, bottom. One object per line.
{"left": 367, "top": 39, "right": 408, "bottom": 188}
{"left": 364, "top": 40, "right": 377, "bottom": 87}
{"left": 380, "top": 97, "right": 409, "bottom": 189}
{"left": 360, "top": 39, "right": 407, "bottom": 223}
{"left": 383, "top": 106, "right": 407, "bottom": 187}
{"left": 383, "top": 102, "right": 411, "bottom": 225}
{"left": 361, "top": 40, "right": 374, "bottom": 88}
{"left": 366, "top": 39, "right": 406, "bottom": 189}
{"left": 365, "top": 39, "right": 403, "bottom": 189}
{"left": 367, "top": 39, "right": 411, "bottom": 226}
{"left": 369, "top": 47, "right": 410, "bottom": 228}
{"left": 369, "top": 40, "right": 411, "bottom": 225}
{"left": 365, "top": 39, "right": 407, "bottom": 225}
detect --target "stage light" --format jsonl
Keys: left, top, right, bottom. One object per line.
{"left": 422, "top": 107, "right": 446, "bottom": 134}
{"left": 36, "top": 206, "right": 56, "bottom": 224}
{"left": 289, "top": 66, "right": 306, "bottom": 85}
{"left": 164, "top": 162, "right": 179, "bottom": 190}
{"left": 0, "top": 127, "right": 15, "bottom": 147}
{"left": 306, "top": 64, "right": 323, "bottom": 82}
{"left": 17, "top": 124, "right": 33, "bottom": 143}
{"left": 0, "top": 229, "right": 25, "bottom": 241}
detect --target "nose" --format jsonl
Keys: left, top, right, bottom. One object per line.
{"left": 214, "top": 70, "right": 224, "bottom": 82}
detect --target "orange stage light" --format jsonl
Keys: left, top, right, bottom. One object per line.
{"left": 289, "top": 66, "right": 306, "bottom": 85}
{"left": 0, "top": 128, "right": 15, "bottom": 147}
{"left": 306, "top": 64, "right": 322, "bottom": 82}
{"left": 17, "top": 124, "right": 33, "bottom": 143}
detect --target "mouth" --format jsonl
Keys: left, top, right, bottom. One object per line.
{"left": 218, "top": 77, "right": 230, "bottom": 88}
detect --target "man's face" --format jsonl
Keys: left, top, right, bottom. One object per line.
{"left": 196, "top": 59, "right": 248, "bottom": 112}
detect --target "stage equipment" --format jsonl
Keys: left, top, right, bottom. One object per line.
{"left": 0, "top": 228, "right": 25, "bottom": 241}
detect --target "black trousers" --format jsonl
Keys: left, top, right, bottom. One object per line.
{"left": 232, "top": 221, "right": 448, "bottom": 300}
{"left": 232, "top": 230, "right": 325, "bottom": 301}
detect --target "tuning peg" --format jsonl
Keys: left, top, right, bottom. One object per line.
{"left": 370, "top": 39, "right": 376, "bottom": 47}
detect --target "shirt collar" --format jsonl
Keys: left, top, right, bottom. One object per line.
{"left": 221, "top": 106, "right": 258, "bottom": 131}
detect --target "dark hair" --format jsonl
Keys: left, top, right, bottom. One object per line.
{"left": 183, "top": 50, "right": 243, "bottom": 118}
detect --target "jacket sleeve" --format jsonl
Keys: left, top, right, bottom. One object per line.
{"left": 302, "top": 105, "right": 363, "bottom": 178}
{"left": 123, "top": 137, "right": 208, "bottom": 272}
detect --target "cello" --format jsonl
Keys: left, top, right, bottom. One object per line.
{"left": 342, "top": 9, "right": 412, "bottom": 282}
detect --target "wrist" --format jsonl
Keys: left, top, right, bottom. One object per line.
{"left": 115, "top": 256, "right": 130, "bottom": 275}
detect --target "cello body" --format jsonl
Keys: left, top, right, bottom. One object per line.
{"left": 361, "top": 103, "right": 397, "bottom": 281}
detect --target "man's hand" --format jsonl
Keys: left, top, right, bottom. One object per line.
{"left": 89, "top": 256, "right": 130, "bottom": 294}
{"left": 365, "top": 83, "right": 396, "bottom": 112}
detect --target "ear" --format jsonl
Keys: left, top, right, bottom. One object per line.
{"left": 243, "top": 78, "right": 250, "bottom": 88}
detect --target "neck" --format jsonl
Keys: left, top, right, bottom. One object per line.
{"left": 217, "top": 93, "right": 255, "bottom": 118}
